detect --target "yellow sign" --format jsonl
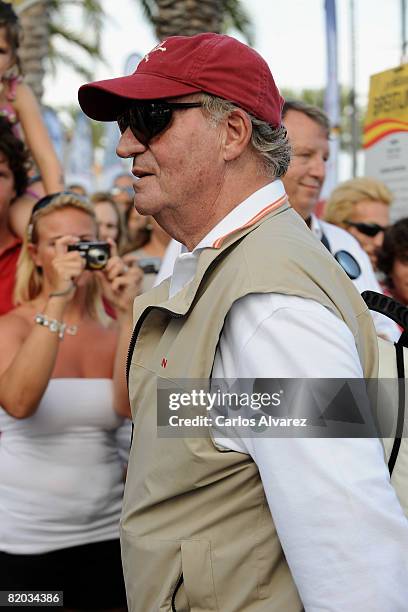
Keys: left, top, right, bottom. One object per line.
{"left": 363, "top": 63, "right": 408, "bottom": 149}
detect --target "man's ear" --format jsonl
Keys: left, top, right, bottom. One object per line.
{"left": 222, "top": 109, "right": 252, "bottom": 162}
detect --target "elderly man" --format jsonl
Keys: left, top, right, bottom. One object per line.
{"left": 79, "top": 33, "right": 408, "bottom": 612}
{"left": 324, "top": 176, "right": 392, "bottom": 269}
{"left": 281, "top": 99, "right": 398, "bottom": 340}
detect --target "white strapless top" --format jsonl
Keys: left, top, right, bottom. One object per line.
{"left": 0, "top": 378, "right": 125, "bottom": 554}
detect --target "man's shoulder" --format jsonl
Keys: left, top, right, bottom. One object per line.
{"left": 241, "top": 207, "right": 322, "bottom": 264}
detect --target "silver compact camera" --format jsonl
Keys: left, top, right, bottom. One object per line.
{"left": 68, "top": 241, "right": 111, "bottom": 270}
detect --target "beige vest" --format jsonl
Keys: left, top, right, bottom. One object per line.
{"left": 121, "top": 204, "right": 378, "bottom": 612}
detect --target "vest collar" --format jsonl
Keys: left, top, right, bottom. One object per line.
{"left": 159, "top": 200, "right": 291, "bottom": 317}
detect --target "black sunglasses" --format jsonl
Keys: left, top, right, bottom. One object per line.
{"left": 345, "top": 221, "right": 387, "bottom": 237}
{"left": 117, "top": 100, "right": 203, "bottom": 145}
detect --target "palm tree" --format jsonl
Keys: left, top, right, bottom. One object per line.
{"left": 12, "top": 0, "right": 252, "bottom": 102}
{"left": 139, "top": 0, "right": 253, "bottom": 42}
{"left": 13, "top": 0, "right": 103, "bottom": 101}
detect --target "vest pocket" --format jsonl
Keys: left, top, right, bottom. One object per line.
{"left": 180, "top": 540, "right": 218, "bottom": 611}
{"left": 120, "top": 529, "right": 218, "bottom": 612}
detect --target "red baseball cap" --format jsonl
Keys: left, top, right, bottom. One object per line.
{"left": 78, "top": 33, "right": 284, "bottom": 127}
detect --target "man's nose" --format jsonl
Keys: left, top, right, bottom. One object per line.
{"left": 309, "top": 155, "right": 326, "bottom": 182}
{"left": 116, "top": 128, "right": 147, "bottom": 158}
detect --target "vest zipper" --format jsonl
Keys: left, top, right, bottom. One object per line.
{"left": 126, "top": 306, "right": 184, "bottom": 386}
{"left": 171, "top": 573, "right": 184, "bottom": 612}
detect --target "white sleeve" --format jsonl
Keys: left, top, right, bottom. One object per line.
{"left": 213, "top": 294, "right": 408, "bottom": 611}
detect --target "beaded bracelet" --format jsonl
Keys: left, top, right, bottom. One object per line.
{"left": 34, "top": 314, "right": 66, "bottom": 339}
{"left": 34, "top": 314, "right": 78, "bottom": 340}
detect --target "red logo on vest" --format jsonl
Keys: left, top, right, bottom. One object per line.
{"left": 161, "top": 357, "right": 168, "bottom": 368}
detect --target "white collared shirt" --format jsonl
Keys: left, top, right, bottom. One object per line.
{"left": 164, "top": 181, "right": 408, "bottom": 611}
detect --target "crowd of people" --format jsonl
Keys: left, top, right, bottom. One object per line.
{"left": 1, "top": 3, "right": 408, "bottom": 611}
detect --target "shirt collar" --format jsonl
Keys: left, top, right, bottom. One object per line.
{"left": 309, "top": 213, "right": 323, "bottom": 240}
{"left": 180, "top": 179, "right": 287, "bottom": 255}
{"left": 171, "top": 180, "right": 287, "bottom": 298}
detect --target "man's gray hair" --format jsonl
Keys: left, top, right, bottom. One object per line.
{"left": 282, "top": 99, "right": 330, "bottom": 136}
{"left": 200, "top": 94, "right": 291, "bottom": 178}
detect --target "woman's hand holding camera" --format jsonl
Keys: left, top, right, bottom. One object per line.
{"left": 49, "top": 236, "right": 86, "bottom": 302}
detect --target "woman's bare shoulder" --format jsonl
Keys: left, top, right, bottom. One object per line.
{"left": 0, "top": 307, "right": 33, "bottom": 376}
{"left": 0, "top": 306, "right": 32, "bottom": 338}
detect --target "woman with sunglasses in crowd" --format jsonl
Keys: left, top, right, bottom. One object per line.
{"left": 0, "top": 192, "right": 142, "bottom": 611}
{"left": 324, "top": 176, "right": 392, "bottom": 271}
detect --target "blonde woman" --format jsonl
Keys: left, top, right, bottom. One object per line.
{"left": 0, "top": 192, "right": 142, "bottom": 611}
{"left": 324, "top": 177, "right": 392, "bottom": 269}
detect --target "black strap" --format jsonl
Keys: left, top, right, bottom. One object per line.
{"left": 388, "top": 339, "right": 406, "bottom": 475}
{"left": 320, "top": 230, "right": 331, "bottom": 252}
{"left": 361, "top": 291, "right": 407, "bottom": 475}
{"left": 362, "top": 291, "right": 408, "bottom": 334}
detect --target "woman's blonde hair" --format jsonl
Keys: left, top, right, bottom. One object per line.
{"left": 324, "top": 177, "right": 393, "bottom": 227}
{"left": 14, "top": 192, "right": 111, "bottom": 326}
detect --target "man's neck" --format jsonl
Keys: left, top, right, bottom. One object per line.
{"left": 159, "top": 175, "right": 273, "bottom": 251}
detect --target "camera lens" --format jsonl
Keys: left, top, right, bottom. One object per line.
{"left": 87, "top": 247, "right": 109, "bottom": 270}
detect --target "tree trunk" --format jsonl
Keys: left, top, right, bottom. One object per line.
{"left": 17, "top": 0, "right": 50, "bottom": 102}
{"left": 153, "top": 0, "right": 224, "bottom": 39}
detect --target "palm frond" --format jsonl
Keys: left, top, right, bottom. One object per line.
{"left": 50, "top": 0, "right": 105, "bottom": 28}
{"left": 137, "top": 0, "right": 156, "bottom": 23}
{"left": 47, "top": 47, "right": 95, "bottom": 81}
{"left": 48, "top": 23, "right": 101, "bottom": 57}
